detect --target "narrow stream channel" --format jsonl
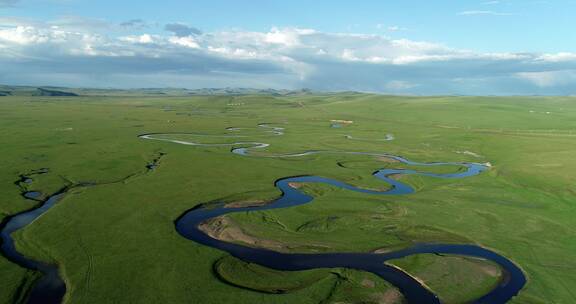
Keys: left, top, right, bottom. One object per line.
{"left": 0, "top": 156, "right": 163, "bottom": 303}
{"left": 0, "top": 190, "right": 67, "bottom": 304}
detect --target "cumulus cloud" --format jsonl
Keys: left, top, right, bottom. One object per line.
{"left": 1, "top": 18, "right": 576, "bottom": 94}
{"left": 536, "top": 52, "right": 576, "bottom": 63}
{"left": 164, "top": 23, "right": 202, "bottom": 37}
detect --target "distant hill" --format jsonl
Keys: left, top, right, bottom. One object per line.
{"left": 0, "top": 85, "right": 362, "bottom": 97}
{"left": 32, "top": 88, "right": 79, "bottom": 97}
{"left": 183, "top": 88, "right": 317, "bottom": 96}
{"left": 0, "top": 85, "right": 79, "bottom": 97}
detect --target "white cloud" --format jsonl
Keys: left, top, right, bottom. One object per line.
{"left": 0, "top": 26, "right": 47, "bottom": 44}
{"left": 265, "top": 27, "right": 306, "bottom": 46}
{"left": 120, "top": 34, "right": 156, "bottom": 44}
{"left": 536, "top": 52, "right": 576, "bottom": 63}
{"left": 168, "top": 36, "right": 200, "bottom": 49}
{"left": 340, "top": 49, "right": 359, "bottom": 61}
{"left": 1, "top": 18, "right": 576, "bottom": 94}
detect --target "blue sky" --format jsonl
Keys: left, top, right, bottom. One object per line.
{"left": 1, "top": 0, "right": 576, "bottom": 94}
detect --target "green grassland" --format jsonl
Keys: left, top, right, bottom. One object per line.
{"left": 1, "top": 93, "right": 576, "bottom": 303}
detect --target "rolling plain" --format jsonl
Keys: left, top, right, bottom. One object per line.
{"left": 1, "top": 92, "right": 576, "bottom": 303}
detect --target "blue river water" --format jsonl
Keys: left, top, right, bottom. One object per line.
{"left": 0, "top": 191, "right": 66, "bottom": 304}
{"left": 0, "top": 124, "right": 526, "bottom": 304}
{"left": 140, "top": 125, "right": 526, "bottom": 303}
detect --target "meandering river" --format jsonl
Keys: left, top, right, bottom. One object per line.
{"left": 140, "top": 124, "right": 526, "bottom": 304}
{"left": 0, "top": 124, "right": 525, "bottom": 303}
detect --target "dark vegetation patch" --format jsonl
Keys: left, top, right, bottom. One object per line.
{"left": 32, "top": 88, "right": 79, "bottom": 97}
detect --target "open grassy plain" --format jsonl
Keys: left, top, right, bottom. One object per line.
{"left": 1, "top": 93, "right": 576, "bottom": 303}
